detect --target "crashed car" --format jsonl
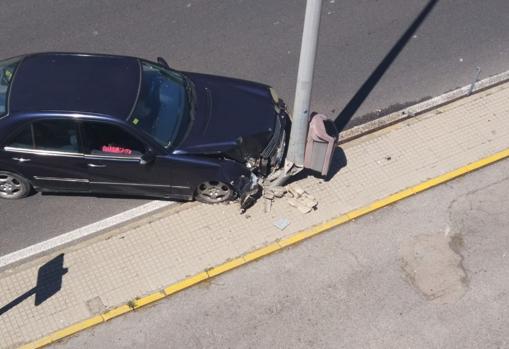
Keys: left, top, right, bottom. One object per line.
{"left": 0, "top": 52, "right": 290, "bottom": 206}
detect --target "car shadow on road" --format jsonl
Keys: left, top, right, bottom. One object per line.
{"left": 333, "top": 0, "right": 439, "bottom": 132}
{"left": 0, "top": 254, "right": 68, "bottom": 316}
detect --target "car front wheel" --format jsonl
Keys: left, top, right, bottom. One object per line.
{"left": 195, "top": 180, "right": 234, "bottom": 204}
{"left": 0, "top": 171, "right": 31, "bottom": 200}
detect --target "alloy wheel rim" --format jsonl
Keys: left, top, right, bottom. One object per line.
{"left": 197, "top": 181, "right": 231, "bottom": 202}
{"left": 0, "top": 175, "right": 22, "bottom": 197}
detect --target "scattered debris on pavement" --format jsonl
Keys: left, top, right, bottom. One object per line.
{"left": 262, "top": 183, "right": 318, "bottom": 214}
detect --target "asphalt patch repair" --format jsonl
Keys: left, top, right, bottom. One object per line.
{"left": 400, "top": 231, "right": 468, "bottom": 304}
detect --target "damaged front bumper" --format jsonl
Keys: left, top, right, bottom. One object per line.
{"left": 259, "top": 102, "right": 291, "bottom": 175}
{"left": 236, "top": 99, "right": 291, "bottom": 212}
{"left": 233, "top": 172, "right": 261, "bottom": 212}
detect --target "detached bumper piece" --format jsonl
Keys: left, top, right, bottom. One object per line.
{"left": 235, "top": 173, "right": 261, "bottom": 213}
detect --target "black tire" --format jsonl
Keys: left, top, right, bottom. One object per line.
{"left": 0, "top": 171, "right": 31, "bottom": 200}
{"left": 195, "top": 180, "right": 234, "bottom": 204}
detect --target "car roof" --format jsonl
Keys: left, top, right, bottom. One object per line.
{"left": 9, "top": 52, "right": 141, "bottom": 119}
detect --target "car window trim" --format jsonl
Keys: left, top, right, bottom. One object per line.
{"left": 127, "top": 59, "right": 143, "bottom": 119}
{"left": 3, "top": 146, "right": 84, "bottom": 157}
{"left": 83, "top": 153, "right": 142, "bottom": 161}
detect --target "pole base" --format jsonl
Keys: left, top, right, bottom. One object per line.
{"left": 267, "top": 160, "right": 304, "bottom": 187}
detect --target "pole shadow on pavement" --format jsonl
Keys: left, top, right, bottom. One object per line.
{"left": 334, "top": 0, "right": 439, "bottom": 132}
{"left": 0, "top": 253, "right": 68, "bottom": 316}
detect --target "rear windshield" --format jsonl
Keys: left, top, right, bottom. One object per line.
{"left": 0, "top": 57, "right": 22, "bottom": 117}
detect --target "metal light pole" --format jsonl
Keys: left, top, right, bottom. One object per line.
{"left": 273, "top": 0, "right": 323, "bottom": 185}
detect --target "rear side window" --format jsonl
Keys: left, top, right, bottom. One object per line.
{"left": 0, "top": 57, "right": 22, "bottom": 117}
{"left": 6, "top": 120, "right": 80, "bottom": 153}
{"left": 34, "top": 120, "right": 79, "bottom": 153}
{"left": 81, "top": 122, "right": 145, "bottom": 157}
{"left": 7, "top": 124, "right": 34, "bottom": 148}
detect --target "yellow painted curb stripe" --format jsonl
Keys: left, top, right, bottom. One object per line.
{"left": 207, "top": 257, "right": 246, "bottom": 277}
{"left": 21, "top": 147, "right": 509, "bottom": 349}
{"left": 18, "top": 336, "right": 52, "bottom": 349}
{"left": 101, "top": 304, "right": 132, "bottom": 321}
{"left": 133, "top": 291, "right": 166, "bottom": 309}
{"left": 49, "top": 315, "right": 103, "bottom": 343}
{"left": 164, "top": 272, "right": 208, "bottom": 296}
{"left": 243, "top": 243, "right": 281, "bottom": 262}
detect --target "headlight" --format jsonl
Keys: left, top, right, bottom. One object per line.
{"left": 269, "top": 87, "right": 279, "bottom": 104}
{"left": 269, "top": 87, "right": 281, "bottom": 113}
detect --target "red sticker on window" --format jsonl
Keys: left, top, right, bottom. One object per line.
{"left": 101, "top": 145, "right": 133, "bottom": 155}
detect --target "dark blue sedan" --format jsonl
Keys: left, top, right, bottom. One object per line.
{"left": 0, "top": 53, "right": 290, "bottom": 204}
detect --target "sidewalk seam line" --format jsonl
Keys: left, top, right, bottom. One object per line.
{"left": 19, "top": 147, "right": 509, "bottom": 349}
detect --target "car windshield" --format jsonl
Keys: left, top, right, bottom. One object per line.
{"left": 130, "top": 61, "right": 191, "bottom": 147}
{"left": 0, "top": 57, "right": 22, "bottom": 117}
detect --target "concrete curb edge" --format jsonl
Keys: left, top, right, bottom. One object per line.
{"left": 338, "top": 70, "right": 509, "bottom": 144}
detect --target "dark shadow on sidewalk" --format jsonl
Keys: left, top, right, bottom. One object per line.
{"left": 0, "top": 254, "right": 68, "bottom": 316}
{"left": 334, "top": 0, "right": 439, "bottom": 132}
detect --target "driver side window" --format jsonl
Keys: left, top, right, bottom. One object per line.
{"left": 81, "top": 122, "right": 146, "bottom": 157}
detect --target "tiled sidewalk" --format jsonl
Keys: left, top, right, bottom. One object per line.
{"left": 2, "top": 82, "right": 509, "bottom": 348}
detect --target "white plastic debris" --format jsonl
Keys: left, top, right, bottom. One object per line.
{"left": 273, "top": 218, "right": 290, "bottom": 230}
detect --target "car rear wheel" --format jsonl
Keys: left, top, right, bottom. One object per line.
{"left": 0, "top": 171, "right": 31, "bottom": 200}
{"left": 195, "top": 180, "right": 234, "bottom": 204}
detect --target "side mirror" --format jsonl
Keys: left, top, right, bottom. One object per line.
{"left": 157, "top": 57, "right": 170, "bottom": 69}
{"left": 140, "top": 150, "right": 156, "bottom": 165}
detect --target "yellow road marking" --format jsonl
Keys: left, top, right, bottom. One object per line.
{"left": 46, "top": 315, "right": 103, "bottom": 346}
{"left": 164, "top": 272, "right": 208, "bottom": 296}
{"left": 207, "top": 257, "right": 246, "bottom": 277}
{"left": 101, "top": 304, "right": 132, "bottom": 322}
{"left": 133, "top": 291, "right": 166, "bottom": 309}
{"left": 18, "top": 336, "right": 52, "bottom": 349}
{"left": 243, "top": 243, "right": 281, "bottom": 262}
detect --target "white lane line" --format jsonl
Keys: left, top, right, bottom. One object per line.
{"left": 0, "top": 200, "right": 175, "bottom": 271}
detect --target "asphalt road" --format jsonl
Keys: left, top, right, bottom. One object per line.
{"left": 1, "top": 0, "right": 509, "bottom": 255}
{"left": 54, "top": 154, "right": 509, "bottom": 348}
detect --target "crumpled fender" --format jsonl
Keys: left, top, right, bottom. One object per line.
{"left": 219, "top": 159, "right": 260, "bottom": 211}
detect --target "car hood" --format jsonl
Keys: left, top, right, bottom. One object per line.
{"left": 174, "top": 72, "right": 277, "bottom": 159}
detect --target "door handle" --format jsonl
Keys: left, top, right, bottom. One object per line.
{"left": 12, "top": 157, "right": 31, "bottom": 163}
{"left": 87, "top": 163, "right": 106, "bottom": 168}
